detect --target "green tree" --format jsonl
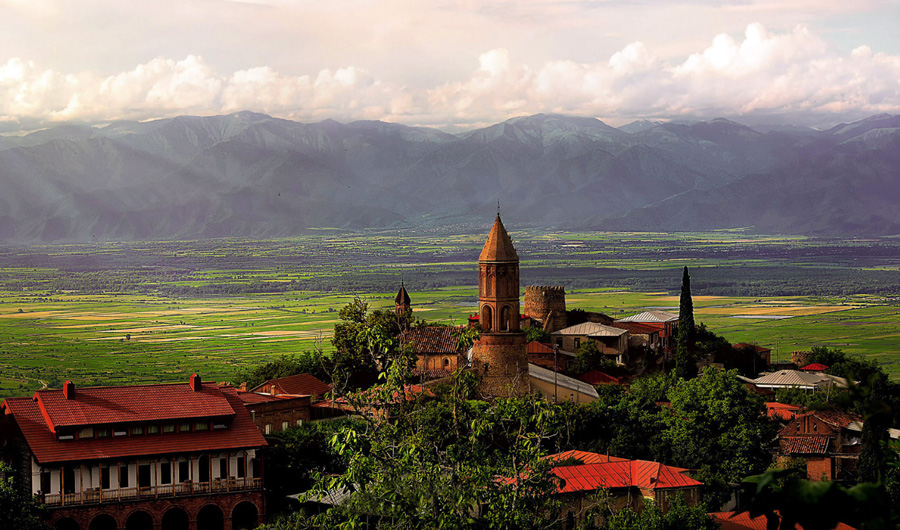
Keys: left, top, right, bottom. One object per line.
{"left": 525, "top": 324, "right": 551, "bottom": 344}
{"left": 674, "top": 267, "right": 696, "bottom": 380}
{"left": 571, "top": 341, "right": 616, "bottom": 375}
{"left": 662, "top": 368, "right": 775, "bottom": 506}
{"left": 330, "top": 298, "right": 419, "bottom": 391}
{"left": 603, "top": 494, "right": 718, "bottom": 530}
{"left": 0, "top": 463, "right": 49, "bottom": 530}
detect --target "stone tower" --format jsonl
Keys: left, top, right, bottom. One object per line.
{"left": 524, "top": 285, "right": 567, "bottom": 333}
{"left": 472, "top": 215, "right": 530, "bottom": 398}
{"left": 395, "top": 281, "right": 411, "bottom": 314}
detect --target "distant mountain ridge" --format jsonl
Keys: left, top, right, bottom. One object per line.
{"left": 1, "top": 111, "right": 899, "bottom": 242}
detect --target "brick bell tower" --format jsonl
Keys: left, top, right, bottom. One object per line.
{"left": 472, "top": 214, "right": 530, "bottom": 397}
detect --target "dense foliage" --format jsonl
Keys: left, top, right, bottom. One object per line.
{"left": 0, "top": 463, "right": 48, "bottom": 530}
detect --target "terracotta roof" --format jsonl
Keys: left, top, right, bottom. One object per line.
{"left": 478, "top": 215, "right": 519, "bottom": 262}
{"left": 615, "top": 310, "right": 678, "bottom": 324}
{"left": 808, "top": 410, "right": 861, "bottom": 430}
{"left": 400, "top": 326, "right": 463, "bottom": 354}
{"left": 800, "top": 363, "right": 829, "bottom": 372}
{"left": 22, "top": 379, "right": 235, "bottom": 431}
{"left": 710, "top": 511, "right": 857, "bottom": 530}
{"left": 544, "top": 450, "right": 628, "bottom": 465}
{"left": 610, "top": 321, "right": 660, "bottom": 335}
{"left": 237, "top": 392, "right": 303, "bottom": 405}
{"left": 781, "top": 435, "right": 831, "bottom": 454}
{"left": 395, "top": 283, "right": 411, "bottom": 305}
{"left": 545, "top": 453, "right": 702, "bottom": 493}
{"left": 527, "top": 341, "right": 555, "bottom": 355}
{"left": 250, "top": 373, "right": 331, "bottom": 398}
{"left": 766, "top": 402, "right": 801, "bottom": 421}
{"left": 552, "top": 321, "right": 627, "bottom": 338}
{"left": 2, "top": 385, "right": 266, "bottom": 464}
{"left": 577, "top": 370, "right": 622, "bottom": 386}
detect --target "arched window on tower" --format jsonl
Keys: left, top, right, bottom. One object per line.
{"left": 482, "top": 305, "right": 493, "bottom": 332}
{"left": 500, "top": 305, "right": 511, "bottom": 332}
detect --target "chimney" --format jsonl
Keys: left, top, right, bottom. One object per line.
{"left": 63, "top": 380, "right": 75, "bottom": 400}
{"left": 190, "top": 373, "right": 202, "bottom": 392}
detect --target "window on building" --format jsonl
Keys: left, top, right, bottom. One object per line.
{"left": 178, "top": 461, "right": 189, "bottom": 483}
{"left": 40, "top": 471, "right": 51, "bottom": 494}
{"left": 179, "top": 423, "right": 191, "bottom": 432}
{"left": 195, "top": 421, "right": 209, "bottom": 431}
{"left": 265, "top": 424, "right": 273, "bottom": 434}
{"left": 101, "top": 466, "right": 110, "bottom": 490}
{"left": 119, "top": 466, "right": 129, "bottom": 488}
{"left": 199, "top": 456, "right": 210, "bottom": 483}
{"left": 163, "top": 424, "right": 175, "bottom": 434}
{"left": 147, "top": 425, "right": 159, "bottom": 435}
{"left": 79, "top": 427, "right": 94, "bottom": 439}
{"left": 160, "top": 462, "right": 171, "bottom": 485}
{"left": 114, "top": 430, "right": 127, "bottom": 437}
{"left": 58, "top": 433, "right": 74, "bottom": 441}
{"left": 236, "top": 457, "right": 245, "bottom": 478}
{"left": 131, "top": 426, "right": 144, "bottom": 436}
{"left": 62, "top": 466, "right": 75, "bottom": 494}
{"left": 97, "top": 428, "right": 110, "bottom": 438}
{"left": 574, "top": 338, "right": 581, "bottom": 348}
{"left": 555, "top": 338, "right": 563, "bottom": 348}
{"left": 282, "top": 421, "right": 289, "bottom": 431}
{"left": 219, "top": 457, "right": 228, "bottom": 479}
{"left": 138, "top": 464, "right": 151, "bottom": 488}
{"left": 213, "top": 423, "right": 227, "bottom": 430}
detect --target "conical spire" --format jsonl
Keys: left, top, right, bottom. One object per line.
{"left": 479, "top": 215, "right": 519, "bottom": 262}
{"left": 395, "top": 281, "right": 411, "bottom": 306}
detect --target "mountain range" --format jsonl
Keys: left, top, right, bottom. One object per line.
{"left": 1, "top": 111, "right": 899, "bottom": 242}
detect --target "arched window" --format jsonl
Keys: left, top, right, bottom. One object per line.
{"left": 481, "top": 305, "right": 493, "bottom": 332}
{"left": 500, "top": 306, "right": 511, "bottom": 332}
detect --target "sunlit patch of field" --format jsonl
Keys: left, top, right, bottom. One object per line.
{"left": 698, "top": 306, "right": 857, "bottom": 316}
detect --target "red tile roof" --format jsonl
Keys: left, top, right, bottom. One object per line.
{"left": 527, "top": 341, "right": 556, "bottom": 355}
{"left": 2, "top": 384, "right": 266, "bottom": 464}
{"left": 800, "top": 363, "right": 829, "bottom": 372}
{"left": 766, "top": 402, "right": 801, "bottom": 421}
{"left": 250, "top": 373, "right": 331, "bottom": 398}
{"left": 710, "top": 511, "right": 857, "bottom": 530}
{"left": 610, "top": 321, "right": 660, "bottom": 335}
{"left": 400, "top": 326, "right": 463, "bottom": 354}
{"left": 545, "top": 450, "right": 628, "bottom": 465}
{"left": 24, "top": 379, "right": 235, "bottom": 431}
{"left": 577, "top": 370, "right": 622, "bottom": 386}
{"left": 237, "top": 392, "right": 300, "bottom": 405}
{"left": 781, "top": 435, "right": 831, "bottom": 455}
{"left": 807, "top": 410, "right": 860, "bottom": 429}
{"left": 544, "top": 451, "right": 701, "bottom": 494}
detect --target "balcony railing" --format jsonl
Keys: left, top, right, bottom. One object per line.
{"left": 42, "top": 477, "right": 262, "bottom": 507}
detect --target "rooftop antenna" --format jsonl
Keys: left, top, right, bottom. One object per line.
{"left": 497, "top": 200, "right": 501, "bottom": 217}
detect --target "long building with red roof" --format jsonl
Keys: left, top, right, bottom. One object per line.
{"left": 0, "top": 374, "right": 267, "bottom": 530}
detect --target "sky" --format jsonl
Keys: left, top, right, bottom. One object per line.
{"left": 1, "top": 0, "right": 899, "bottom": 132}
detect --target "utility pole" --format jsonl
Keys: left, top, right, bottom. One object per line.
{"left": 553, "top": 344, "right": 559, "bottom": 403}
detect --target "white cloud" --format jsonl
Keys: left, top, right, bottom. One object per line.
{"left": 1, "top": 23, "right": 900, "bottom": 131}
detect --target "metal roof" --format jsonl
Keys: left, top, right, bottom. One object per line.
{"left": 615, "top": 310, "right": 678, "bottom": 323}
{"left": 528, "top": 363, "right": 599, "bottom": 398}
{"left": 551, "top": 321, "right": 627, "bottom": 337}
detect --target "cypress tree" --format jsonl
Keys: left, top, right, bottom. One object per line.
{"left": 675, "top": 266, "right": 696, "bottom": 379}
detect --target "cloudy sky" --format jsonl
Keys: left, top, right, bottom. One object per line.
{"left": 1, "top": 0, "right": 899, "bottom": 132}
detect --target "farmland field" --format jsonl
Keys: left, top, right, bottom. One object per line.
{"left": 2, "top": 228, "right": 900, "bottom": 396}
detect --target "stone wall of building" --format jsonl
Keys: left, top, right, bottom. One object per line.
{"left": 524, "top": 286, "right": 567, "bottom": 332}
{"left": 472, "top": 333, "right": 530, "bottom": 398}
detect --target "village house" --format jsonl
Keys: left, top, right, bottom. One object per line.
{"left": 614, "top": 310, "right": 679, "bottom": 355}
{"left": 551, "top": 322, "right": 630, "bottom": 366}
{"left": 0, "top": 374, "right": 266, "bottom": 530}
{"left": 543, "top": 450, "right": 703, "bottom": 526}
{"left": 399, "top": 325, "right": 464, "bottom": 379}
{"left": 777, "top": 410, "right": 863, "bottom": 482}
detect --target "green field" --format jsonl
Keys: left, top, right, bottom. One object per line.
{"left": 2, "top": 230, "right": 900, "bottom": 397}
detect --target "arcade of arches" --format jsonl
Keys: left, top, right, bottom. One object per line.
{"left": 51, "top": 493, "right": 263, "bottom": 530}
